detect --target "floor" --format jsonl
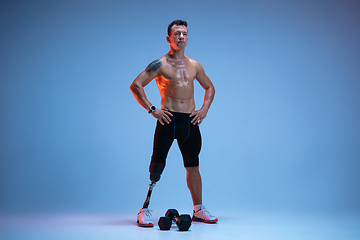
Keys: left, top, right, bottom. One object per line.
{"left": 1, "top": 210, "right": 359, "bottom": 240}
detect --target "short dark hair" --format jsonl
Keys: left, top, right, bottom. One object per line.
{"left": 167, "top": 20, "right": 188, "bottom": 36}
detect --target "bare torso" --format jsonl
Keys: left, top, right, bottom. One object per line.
{"left": 156, "top": 54, "right": 197, "bottom": 113}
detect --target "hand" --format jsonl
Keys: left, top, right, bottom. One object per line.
{"left": 151, "top": 109, "right": 173, "bottom": 125}
{"left": 190, "top": 108, "right": 208, "bottom": 125}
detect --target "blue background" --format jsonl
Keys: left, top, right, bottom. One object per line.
{"left": 0, "top": 0, "right": 359, "bottom": 216}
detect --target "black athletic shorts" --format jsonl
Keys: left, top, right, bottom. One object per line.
{"left": 149, "top": 112, "right": 201, "bottom": 173}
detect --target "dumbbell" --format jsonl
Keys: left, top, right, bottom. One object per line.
{"left": 158, "top": 209, "right": 192, "bottom": 231}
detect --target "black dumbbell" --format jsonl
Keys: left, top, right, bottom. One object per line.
{"left": 158, "top": 209, "right": 192, "bottom": 231}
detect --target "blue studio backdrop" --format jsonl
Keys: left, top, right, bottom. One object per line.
{"left": 0, "top": 0, "right": 359, "bottom": 216}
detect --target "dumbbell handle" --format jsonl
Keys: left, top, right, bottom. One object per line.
{"left": 173, "top": 216, "right": 180, "bottom": 222}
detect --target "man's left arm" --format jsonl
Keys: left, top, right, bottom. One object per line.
{"left": 190, "top": 61, "right": 215, "bottom": 125}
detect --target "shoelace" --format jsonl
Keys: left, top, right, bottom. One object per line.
{"left": 143, "top": 209, "right": 153, "bottom": 218}
{"left": 197, "top": 209, "right": 213, "bottom": 219}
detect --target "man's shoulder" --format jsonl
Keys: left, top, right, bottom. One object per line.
{"left": 145, "top": 56, "right": 167, "bottom": 73}
{"left": 186, "top": 56, "right": 202, "bottom": 69}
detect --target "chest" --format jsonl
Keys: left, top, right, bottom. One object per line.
{"left": 161, "top": 60, "right": 197, "bottom": 81}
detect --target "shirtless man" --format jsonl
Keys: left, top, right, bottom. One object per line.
{"left": 130, "top": 20, "right": 217, "bottom": 227}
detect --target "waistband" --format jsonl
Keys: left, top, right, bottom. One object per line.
{"left": 168, "top": 111, "right": 192, "bottom": 119}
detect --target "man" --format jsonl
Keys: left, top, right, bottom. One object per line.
{"left": 130, "top": 20, "right": 217, "bottom": 227}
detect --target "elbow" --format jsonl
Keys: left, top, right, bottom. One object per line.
{"left": 129, "top": 82, "right": 139, "bottom": 94}
{"left": 208, "top": 84, "right": 215, "bottom": 96}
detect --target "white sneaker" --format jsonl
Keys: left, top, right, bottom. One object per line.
{"left": 137, "top": 208, "right": 154, "bottom": 227}
{"left": 192, "top": 206, "right": 218, "bottom": 223}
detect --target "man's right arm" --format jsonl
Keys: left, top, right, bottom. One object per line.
{"left": 129, "top": 59, "right": 173, "bottom": 124}
{"left": 129, "top": 59, "right": 162, "bottom": 112}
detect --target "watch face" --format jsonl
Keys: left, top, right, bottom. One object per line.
{"left": 149, "top": 106, "right": 156, "bottom": 113}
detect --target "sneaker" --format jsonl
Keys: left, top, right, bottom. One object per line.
{"left": 137, "top": 208, "right": 154, "bottom": 227}
{"left": 192, "top": 206, "right": 218, "bottom": 223}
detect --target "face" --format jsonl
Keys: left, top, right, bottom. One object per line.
{"left": 167, "top": 25, "right": 188, "bottom": 50}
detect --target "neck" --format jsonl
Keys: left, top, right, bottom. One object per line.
{"left": 168, "top": 47, "right": 185, "bottom": 59}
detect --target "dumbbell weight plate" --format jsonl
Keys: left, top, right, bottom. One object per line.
{"left": 165, "top": 209, "right": 180, "bottom": 220}
{"left": 179, "top": 214, "right": 191, "bottom": 220}
{"left": 158, "top": 216, "right": 172, "bottom": 230}
{"left": 177, "top": 214, "right": 192, "bottom": 231}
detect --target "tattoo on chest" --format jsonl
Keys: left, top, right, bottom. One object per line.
{"left": 146, "top": 59, "right": 162, "bottom": 73}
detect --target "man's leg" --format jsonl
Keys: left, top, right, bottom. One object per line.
{"left": 137, "top": 121, "right": 174, "bottom": 227}
{"left": 179, "top": 117, "right": 217, "bottom": 223}
{"left": 186, "top": 166, "right": 218, "bottom": 223}
{"left": 185, "top": 166, "right": 202, "bottom": 205}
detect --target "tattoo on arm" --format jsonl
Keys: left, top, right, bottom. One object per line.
{"left": 146, "top": 59, "right": 162, "bottom": 73}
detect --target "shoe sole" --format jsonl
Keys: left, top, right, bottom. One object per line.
{"left": 192, "top": 216, "right": 218, "bottom": 223}
{"left": 137, "top": 220, "right": 154, "bottom": 227}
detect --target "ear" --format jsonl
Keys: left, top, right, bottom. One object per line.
{"left": 166, "top": 35, "right": 170, "bottom": 43}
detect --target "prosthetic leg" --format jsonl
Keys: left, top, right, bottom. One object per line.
{"left": 142, "top": 181, "right": 156, "bottom": 209}
{"left": 141, "top": 162, "right": 164, "bottom": 208}
{"left": 137, "top": 175, "right": 160, "bottom": 227}
{"left": 137, "top": 156, "right": 165, "bottom": 227}
{"left": 142, "top": 171, "right": 161, "bottom": 208}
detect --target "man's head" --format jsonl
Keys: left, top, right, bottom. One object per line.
{"left": 167, "top": 20, "right": 188, "bottom": 36}
{"left": 166, "top": 20, "right": 188, "bottom": 50}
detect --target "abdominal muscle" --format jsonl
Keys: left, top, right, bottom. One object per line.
{"left": 157, "top": 78, "right": 196, "bottom": 113}
{"left": 162, "top": 96, "right": 195, "bottom": 113}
